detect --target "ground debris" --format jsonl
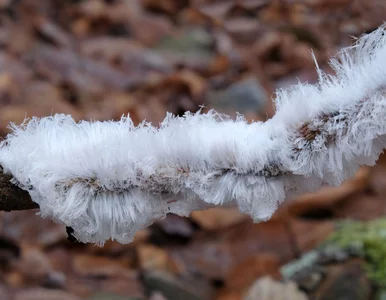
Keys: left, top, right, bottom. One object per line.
{"left": 1, "top": 0, "right": 386, "bottom": 299}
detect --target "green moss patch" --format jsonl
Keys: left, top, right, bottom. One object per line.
{"left": 323, "top": 218, "right": 386, "bottom": 287}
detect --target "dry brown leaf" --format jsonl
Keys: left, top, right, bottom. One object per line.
{"left": 170, "top": 70, "right": 207, "bottom": 97}
{"left": 197, "top": 2, "right": 233, "bottom": 21}
{"left": 0, "top": 0, "right": 10, "bottom": 9}
{"left": 289, "top": 219, "right": 334, "bottom": 253}
{"left": 1, "top": 211, "right": 67, "bottom": 247}
{"left": 3, "top": 270, "right": 24, "bottom": 288}
{"left": 216, "top": 291, "right": 242, "bottom": 300}
{"left": 225, "top": 253, "right": 280, "bottom": 291}
{"left": 24, "top": 80, "right": 81, "bottom": 117}
{"left": 32, "top": 16, "right": 73, "bottom": 48}
{"left": 14, "top": 289, "right": 80, "bottom": 300}
{"left": 86, "top": 229, "right": 149, "bottom": 257}
{"left": 237, "top": 0, "right": 269, "bottom": 10}
{"left": 0, "top": 72, "right": 21, "bottom": 105}
{"left": 72, "top": 254, "right": 133, "bottom": 278}
{"left": 79, "top": 0, "right": 107, "bottom": 19}
{"left": 16, "top": 246, "right": 54, "bottom": 283}
{"left": 80, "top": 38, "right": 142, "bottom": 61}
{"left": 284, "top": 167, "right": 371, "bottom": 218}
{"left": 130, "top": 14, "right": 173, "bottom": 46}
{"left": 137, "top": 244, "right": 180, "bottom": 273}
{"left": 0, "top": 283, "right": 10, "bottom": 300}
{"left": 206, "top": 54, "right": 231, "bottom": 77}
{"left": 191, "top": 207, "right": 248, "bottom": 231}
{"left": 142, "top": 0, "right": 187, "bottom": 15}
{"left": 171, "top": 220, "right": 296, "bottom": 280}
{"left": 224, "top": 18, "right": 260, "bottom": 44}
{"left": 179, "top": 8, "right": 220, "bottom": 26}
{"left": 71, "top": 18, "right": 90, "bottom": 37}
{"left": 26, "top": 46, "right": 136, "bottom": 92}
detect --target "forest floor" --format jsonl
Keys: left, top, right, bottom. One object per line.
{"left": 1, "top": 1, "right": 386, "bottom": 299}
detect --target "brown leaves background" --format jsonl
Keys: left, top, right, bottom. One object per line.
{"left": 0, "top": 0, "right": 386, "bottom": 299}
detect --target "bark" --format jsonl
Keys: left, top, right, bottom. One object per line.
{"left": 0, "top": 171, "right": 38, "bottom": 211}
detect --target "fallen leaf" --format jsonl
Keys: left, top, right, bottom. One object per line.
{"left": 142, "top": 0, "right": 187, "bottom": 15}
{"left": 289, "top": 219, "right": 335, "bottom": 253}
{"left": 1, "top": 211, "right": 67, "bottom": 247}
{"left": 72, "top": 254, "right": 133, "bottom": 278}
{"left": 14, "top": 289, "right": 80, "bottom": 300}
{"left": 225, "top": 253, "right": 280, "bottom": 291}
{"left": 137, "top": 244, "right": 179, "bottom": 273}
{"left": 191, "top": 207, "right": 248, "bottom": 231}
{"left": 285, "top": 167, "right": 371, "bottom": 219}
{"left": 16, "top": 246, "right": 55, "bottom": 283}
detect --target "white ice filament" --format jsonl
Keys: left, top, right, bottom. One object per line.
{"left": 1, "top": 25, "right": 386, "bottom": 244}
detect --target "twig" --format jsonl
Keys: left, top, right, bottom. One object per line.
{"left": 0, "top": 170, "right": 38, "bottom": 211}
{"left": 0, "top": 99, "right": 373, "bottom": 212}
{"left": 0, "top": 25, "right": 386, "bottom": 244}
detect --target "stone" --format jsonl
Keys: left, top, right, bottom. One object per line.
{"left": 244, "top": 276, "right": 308, "bottom": 300}
{"left": 14, "top": 289, "right": 80, "bottom": 300}
{"left": 88, "top": 292, "right": 143, "bottom": 300}
{"left": 314, "top": 260, "right": 372, "bottom": 300}
{"left": 375, "top": 289, "right": 386, "bottom": 300}
{"left": 207, "top": 77, "right": 267, "bottom": 116}
{"left": 143, "top": 270, "right": 212, "bottom": 300}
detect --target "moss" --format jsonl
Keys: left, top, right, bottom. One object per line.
{"left": 323, "top": 218, "right": 386, "bottom": 287}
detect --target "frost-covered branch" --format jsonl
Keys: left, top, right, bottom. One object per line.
{"left": 1, "top": 25, "right": 386, "bottom": 244}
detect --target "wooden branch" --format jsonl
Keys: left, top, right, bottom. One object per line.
{"left": 0, "top": 170, "right": 38, "bottom": 211}
{"left": 0, "top": 100, "right": 367, "bottom": 213}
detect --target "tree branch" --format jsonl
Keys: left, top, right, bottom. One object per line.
{"left": 0, "top": 170, "right": 38, "bottom": 211}
{"left": 0, "top": 25, "right": 385, "bottom": 244}
{"left": 0, "top": 98, "right": 370, "bottom": 213}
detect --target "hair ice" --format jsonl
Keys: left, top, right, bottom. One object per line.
{"left": 1, "top": 25, "right": 386, "bottom": 244}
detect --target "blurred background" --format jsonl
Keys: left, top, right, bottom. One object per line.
{"left": 0, "top": 0, "right": 386, "bottom": 299}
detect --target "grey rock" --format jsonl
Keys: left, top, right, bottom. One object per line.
{"left": 88, "top": 292, "right": 143, "bottom": 300}
{"left": 143, "top": 271, "right": 212, "bottom": 300}
{"left": 318, "top": 245, "right": 350, "bottom": 264}
{"left": 154, "top": 28, "right": 215, "bottom": 68}
{"left": 375, "top": 289, "right": 386, "bottom": 300}
{"left": 280, "top": 250, "right": 320, "bottom": 279}
{"left": 315, "top": 260, "right": 371, "bottom": 300}
{"left": 281, "top": 251, "right": 326, "bottom": 293}
{"left": 207, "top": 77, "right": 268, "bottom": 114}
{"left": 291, "top": 267, "right": 326, "bottom": 293}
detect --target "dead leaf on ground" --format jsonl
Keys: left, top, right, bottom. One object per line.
{"left": 191, "top": 207, "right": 248, "bottom": 231}
{"left": 225, "top": 253, "right": 280, "bottom": 292}
{"left": 14, "top": 289, "right": 80, "bottom": 300}
{"left": 16, "top": 246, "right": 56, "bottom": 284}
{"left": 72, "top": 254, "right": 133, "bottom": 278}
{"left": 137, "top": 244, "right": 180, "bottom": 273}
{"left": 284, "top": 167, "right": 371, "bottom": 218}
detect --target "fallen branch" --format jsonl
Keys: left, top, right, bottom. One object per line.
{"left": 1, "top": 25, "right": 386, "bottom": 244}
{"left": 0, "top": 170, "right": 38, "bottom": 211}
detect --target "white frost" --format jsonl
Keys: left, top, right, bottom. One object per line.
{"left": 1, "top": 25, "right": 386, "bottom": 244}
